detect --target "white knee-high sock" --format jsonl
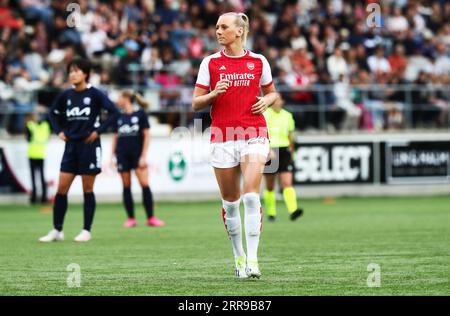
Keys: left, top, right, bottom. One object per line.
{"left": 243, "top": 192, "right": 262, "bottom": 262}
{"left": 222, "top": 199, "right": 245, "bottom": 259}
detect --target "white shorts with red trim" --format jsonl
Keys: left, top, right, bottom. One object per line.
{"left": 210, "top": 137, "right": 270, "bottom": 169}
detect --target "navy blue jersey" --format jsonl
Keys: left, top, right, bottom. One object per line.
{"left": 113, "top": 109, "right": 150, "bottom": 154}
{"left": 48, "top": 85, "right": 120, "bottom": 141}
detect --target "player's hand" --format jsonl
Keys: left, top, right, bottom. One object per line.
{"left": 84, "top": 131, "right": 98, "bottom": 144}
{"left": 58, "top": 132, "right": 68, "bottom": 142}
{"left": 252, "top": 96, "right": 270, "bottom": 114}
{"left": 109, "top": 157, "right": 117, "bottom": 169}
{"left": 269, "top": 149, "right": 277, "bottom": 160}
{"left": 212, "top": 80, "right": 231, "bottom": 98}
{"left": 290, "top": 149, "right": 297, "bottom": 163}
{"left": 138, "top": 156, "right": 147, "bottom": 168}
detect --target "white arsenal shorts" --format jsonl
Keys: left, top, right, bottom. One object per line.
{"left": 210, "top": 137, "right": 270, "bottom": 168}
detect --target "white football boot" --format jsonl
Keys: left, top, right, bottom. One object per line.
{"left": 235, "top": 255, "right": 248, "bottom": 279}
{"left": 246, "top": 259, "right": 261, "bottom": 279}
{"left": 39, "top": 229, "right": 64, "bottom": 242}
{"left": 74, "top": 229, "right": 91, "bottom": 242}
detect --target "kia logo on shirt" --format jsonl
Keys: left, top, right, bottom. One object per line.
{"left": 66, "top": 107, "right": 91, "bottom": 118}
{"left": 118, "top": 124, "right": 139, "bottom": 135}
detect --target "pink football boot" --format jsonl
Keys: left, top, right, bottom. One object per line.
{"left": 124, "top": 218, "right": 137, "bottom": 228}
{"left": 146, "top": 216, "right": 165, "bottom": 227}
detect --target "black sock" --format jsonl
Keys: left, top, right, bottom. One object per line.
{"left": 142, "top": 186, "right": 154, "bottom": 218}
{"left": 123, "top": 187, "right": 134, "bottom": 218}
{"left": 53, "top": 193, "right": 68, "bottom": 231}
{"left": 83, "top": 192, "right": 96, "bottom": 231}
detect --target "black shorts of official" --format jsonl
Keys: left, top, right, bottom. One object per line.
{"left": 60, "top": 139, "right": 102, "bottom": 175}
{"left": 116, "top": 151, "right": 140, "bottom": 172}
{"left": 264, "top": 147, "right": 294, "bottom": 174}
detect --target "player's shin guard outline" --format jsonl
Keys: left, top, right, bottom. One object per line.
{"left": 243, "top": 192, "right": 262, "bottom": 261}
{"left": 222, "top": 199, "right": 245, "bottom": 258}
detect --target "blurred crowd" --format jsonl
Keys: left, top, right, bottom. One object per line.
{"left": 0, "top": 0, "right": 450, "bottom": 133}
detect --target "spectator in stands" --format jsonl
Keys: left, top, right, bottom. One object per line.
{"left": 386, "top": 6, "right": 409, "bottom": 35}
{"left": 354, "top": 43, "right": 371, "bottom": 73}
{"left": 0, "top": 0, "right": 448, "bottom": 132}
{"left": 364, "top": 72, "right": 400, "bottom": 131}
{"left": 351, "top": 70, "right": 374, "bottom": 131}
{"left": 385, "top": 74, "right": 407, "bottom": 130}
{"left": 388, "top": 44, "right": 408, "bottom": 78}
{"left": 405, "top": 47, "right": 434, "bottom": 82}
{"left": 411, "top": 71, "right": 441, "bottom": 127}
{"left": 433, "top": 42, "right": 450, "bottom": 81}
{"left": 437, "top": 22, "right": 450, "bottom": 46}
{"left": 31, "top": 22, "right": 49, "bottom": 56}
{"left": 0, "top": 80, "right": 14, "bottom": 135}
{"left": 170, "top": 20, "right": 195, "bottom": 57}
{"left": 19, "top": 0, "right": 53, "bottom": 31}
{"left": 0, "top": 41, "right": 7, "bottom": 82}
{"left": 368, "top": 46, "right": 392, "bottom": 78}
{"left": 334, "top": 74, "right": 362, "bottom": 130}
{"left": 141, "top": 46, "right": 163, "bottom": 75}
{"left": 116, "top": 39, "right": 141, "bottom": 86}
{"left": 155, "top": 67, "right": 181, "bottom": 128}
{"left": 327, "top": 46, "right": 349, "bottom": 82}
{"left": 315, "top": 71, "right": 345, "bottom": 132}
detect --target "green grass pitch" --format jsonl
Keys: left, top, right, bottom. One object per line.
{"left": 0, "top": 196, "right": 449, "bottom": 295}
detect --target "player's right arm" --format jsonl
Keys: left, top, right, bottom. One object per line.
{"left": 110, "top": 117, "right": 119, "bottom": 168}
{"left": 192, "top": 56, "right": 230, "bottom": 111}
{"left": 288, "top": 112, "right": 296, "bottom": 160}
{"left": 192, "top": 81, "right": 230, "bottom": 111}
{"left": 110, "top": 132, "right": 118, "bottom": 169}
{"left": 48, "top": 90, "right": 68, "bottom": 141}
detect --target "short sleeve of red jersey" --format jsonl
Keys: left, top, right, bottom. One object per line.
{"left": 260, "top": 55, "right": 273, "bottom": 88}
{"left": 195, "top": 57, "right": 210, "bottom": 90}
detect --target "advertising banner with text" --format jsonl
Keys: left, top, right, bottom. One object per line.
{"left": 293, "top": 142, "right": 375, "bottom": 185}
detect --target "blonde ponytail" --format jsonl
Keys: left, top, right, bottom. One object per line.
{"left": 121, "top": 90, "right": 150, "bottom": 110}
{"left": 134, "top": 92, "right": 149, "bottom": 110}
{"left": 237, "top": 13, "right": 249, "bottom": 45}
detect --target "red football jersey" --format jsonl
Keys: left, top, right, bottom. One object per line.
{"left": 195, "top": 50, "right": 273, "bottom": 142}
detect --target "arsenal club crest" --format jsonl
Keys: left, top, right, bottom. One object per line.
{"left": 247, "top": 62, "right": 255, "bottom": 70}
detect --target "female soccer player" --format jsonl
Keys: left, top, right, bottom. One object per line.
{"left": 192, "top": 12, "right": 279, "bottom": 279}
{"left": 39, "top": 57, "right": 120, "bottom": 243}
{"left": 111, "top": 90, "right": 165, "bottom": 228}
{"left": 263, "top": 97, "right": 304, "bottom": 222}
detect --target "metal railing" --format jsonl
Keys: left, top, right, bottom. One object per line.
{"left": 0, "top": 83, "right": 449, "bottom": 134}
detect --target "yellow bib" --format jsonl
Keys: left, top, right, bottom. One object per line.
{"left": 264, "top": 108, "right": 295, "bottom": 148}
{"left": 27, "top": 121, "right": 50, "bottom": 159}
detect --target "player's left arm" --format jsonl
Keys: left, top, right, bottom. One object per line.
{"left": 25, "top": 123, "right": 32, "bottom": 142}
{"left": 288, "top": 113, "right": 296, "bottom": 160}
{"left": 252, "top": 55, "right": 279, "bottom": 114}
{"left": 139, "top": 128, "right": 150, "bottom": 168}
{"left": 139, "top": 111, "right": 151, "bottom": 168}
{"left": 98, "top": 93, "right": 121, "bottom": 133}
{"left": 289, "top": 131, "right": 295, "bottom": 155}
{"left": 251, "top": 84, "right": 279, "bottom": 114}
{"left": 86, "top": 90, "right": 121, "bottom": 144}
{"left": 110, "top": 132, "right": 118, "bottom": 168}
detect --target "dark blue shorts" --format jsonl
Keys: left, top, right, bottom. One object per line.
{"left": 264, "top": 147, "right": 293, "bottom": 173}
{"left": 116, "top": 151, "right": 140, "bottom": 172}
{"left": 60, "top": 139, "right": 102, "bottom": 175}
